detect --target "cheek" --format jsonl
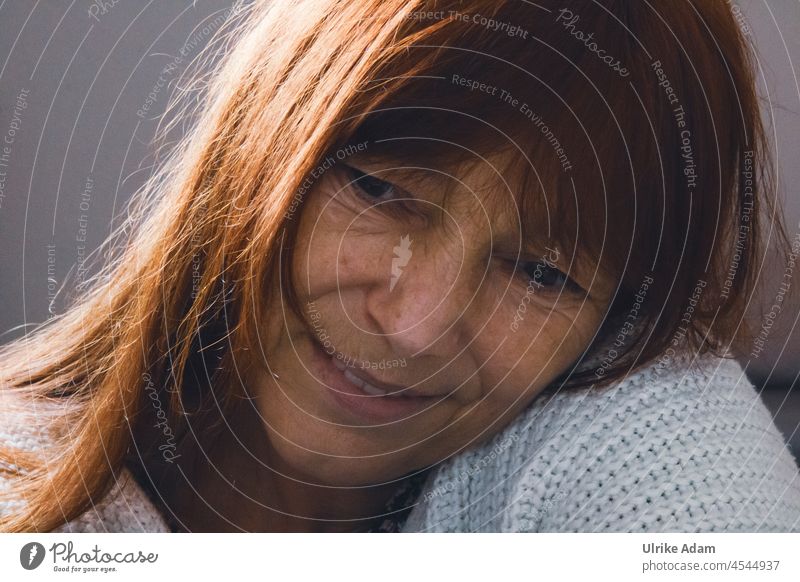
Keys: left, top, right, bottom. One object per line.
{"left": 474, "top": 303, "right": 599, "bottom": 399}
{"left": 292, "top": 181, "right": 390, "bottom": 297}
{"left": 291, "top": 199, "right": 338, "bottom": 295}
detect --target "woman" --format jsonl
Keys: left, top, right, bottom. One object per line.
{"left": 2, "top": 0, "right": 799, "bottom": 532}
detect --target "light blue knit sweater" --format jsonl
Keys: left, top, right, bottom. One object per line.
{"left": 3, "top": 352, "right": 800, "bottom": 532}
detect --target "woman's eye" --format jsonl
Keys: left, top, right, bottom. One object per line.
{"left": 521, "top": 260, "right": 584, "bottom": 295}
{"left": 345, "top": 165, "right": 399, "bottom": 202}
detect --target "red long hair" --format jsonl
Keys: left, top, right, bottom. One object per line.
{"left": 0, "top": 0, "right": 786, "bottom": 532}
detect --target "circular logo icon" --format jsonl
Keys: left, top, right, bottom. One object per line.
{"left": 20, "top": 542, "right": 46, "bottom": 570}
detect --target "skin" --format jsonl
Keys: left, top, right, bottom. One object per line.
{"left": 171, "top": 153, "right": 614, "bottom": 531}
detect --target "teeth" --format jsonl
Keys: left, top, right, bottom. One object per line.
{"left": 342, "top": 368, "right": 365, "bottom": 388}
{"left": 342, "top": 368, "right": 385, "bottom": 396}
{"left": 335, "top": 360, "right": 403, "bottom": 397}
{"left": 361, "top": 382, "right": 390, "bottom": 397}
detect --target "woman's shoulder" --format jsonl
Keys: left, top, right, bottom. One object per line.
{"left": 50, "top": 470, "right": 171, "bottom": 533}
{"left": 404, "top": 352, "right": 800, "bottom": 532}
{"left": 0, "top": 396, "right": 170, "bottom": 533}
{"left": 523, "top": 352, "right": 800, "bottom": 532}
{"left": 532, "top": 350, "right": 785, "bottom": 447}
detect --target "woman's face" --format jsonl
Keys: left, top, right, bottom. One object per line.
{"left": 250, "top": 153, "right": 613, "bottom": 486}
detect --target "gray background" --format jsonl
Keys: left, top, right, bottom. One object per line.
{"left": 0, "top": 1, "right": 798, "bottom": 454}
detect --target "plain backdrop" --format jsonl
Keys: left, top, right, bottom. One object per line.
{"left": 0, "top": 1, "right": 798, "bottom": 454}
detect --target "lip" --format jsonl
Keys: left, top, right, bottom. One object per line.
{"left": 330, "top": 358, "right": 427, "bottom": 398}
{"left": 307, "top": 338, "right": 440, "bottom": 424}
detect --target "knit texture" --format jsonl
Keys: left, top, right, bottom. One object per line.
{"left": 0, "top": 408, "right": 171, "bottom": 533}
{"left": 404, "top": 353, "right": 800, "bottom": 532}
{"left": 2, "top": 352, "right": 800, "bottom": 532}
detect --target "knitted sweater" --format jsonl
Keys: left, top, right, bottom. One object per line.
{"left": 2, "top": 352, "right": 800, "bottom": 532}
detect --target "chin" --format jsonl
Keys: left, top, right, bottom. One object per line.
{"left": 262, "top": 419, "right": 423, "bottom": 486}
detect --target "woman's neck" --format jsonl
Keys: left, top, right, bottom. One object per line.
{"left": 156, "top": 401, "right": 401, "bottom": 532}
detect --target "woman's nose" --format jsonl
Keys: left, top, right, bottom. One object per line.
{"left": 364, "top": 235, "right": 479, "bottom": 359}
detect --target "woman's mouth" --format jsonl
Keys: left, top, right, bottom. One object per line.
{"left": 331, "top": 357, "right": 407, "bottom": 397}
{"left": 307, "top": 338, "right": 441, "bottom": 424}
